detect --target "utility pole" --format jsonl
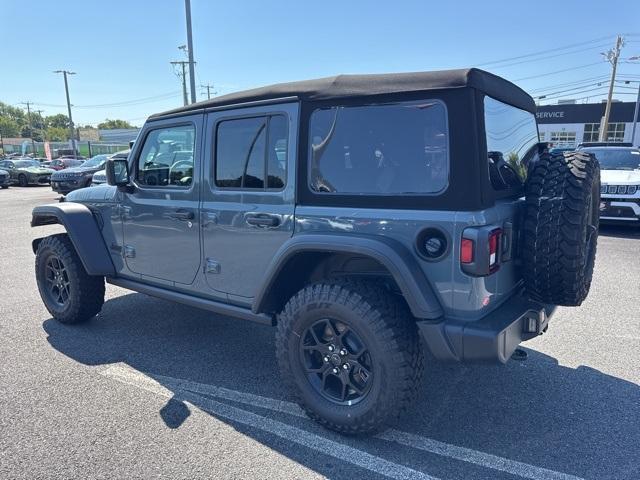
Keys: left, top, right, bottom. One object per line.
{"left": 599, "top": 35, "right": 624, "bottom": 142}
{"left": 53, "top": 70, "right": 77, "bottom": 158}
{"left": 200, "top": 83, "right": 216, "bottom": 100}
{"left": 632, "top": 81, "right": 640, "bottom": 146}
{"left": 171, "top": 60, "right": 190, "bottom": 106}
{"left": 19, "top": 101, "right": 37, "bottom": 156}
{"left": 185, "top": 0, "right": 197, "bottom": 104}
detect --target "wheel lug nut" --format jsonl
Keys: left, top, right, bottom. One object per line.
{"left": 332, "top": 367, "right": 339, "bottom": 374}
{"left": 323, "top": 356, "right": 329, "bottom": 363}
{"left": 340, "top": 349, "right": 347, "bottom": 356}
{"left": 343, "top": 363, "right": 349, "bottom": 370}
{"left": 328, "top": 345, "right": 335, "bottom": 352}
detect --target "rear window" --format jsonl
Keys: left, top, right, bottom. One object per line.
{"left": 309, "top": 100, "right": 448, "bottom": 195}
{"left": 484, "top": 96, "right": 538, "bottom": 190}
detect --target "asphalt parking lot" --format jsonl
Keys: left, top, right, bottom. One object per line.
{"left": 1, "top": 185, "right": 639, "bottom": 480}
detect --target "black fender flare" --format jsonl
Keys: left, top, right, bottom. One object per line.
{"left": 31, "top": 202, "right": 115, "bottom": 276}
{"left": 253, "top": 233, "right": 444, "bottom": 319}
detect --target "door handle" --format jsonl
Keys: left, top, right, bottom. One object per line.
{"left": 245, "top": 214, "right": 280, "bottom": 227}
{"left": 168, "top": 210, "right": 195, "bottom": 221}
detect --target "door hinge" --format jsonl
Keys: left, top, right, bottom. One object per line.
{"left": 120, "top": 206, "right": 132, "bottom": 220}
{"left": 204, "top": 258, "right": 221, "bottom": 274}
{"left": 123, "top": 245, "right": 136, "bottom": 258}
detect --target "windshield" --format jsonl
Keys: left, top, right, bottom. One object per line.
{"left": 14, "top": 160, "right": 41, "bottom": 168}
{"left": 582, "top": 149, "right": 640, "bottom": 170}
{"left": 82, "top": 154, "right": 109, "bottom": 168}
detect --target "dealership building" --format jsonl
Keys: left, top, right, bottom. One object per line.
{"left": 536, "top": 101, "right": 640, "bottom": 148}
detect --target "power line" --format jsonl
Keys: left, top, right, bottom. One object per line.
{"left": 487, "top": 43, "right": 612, "bottom": 69}
{"left": 528, "top": 75, "right": 611, "bottom": 93}
{"left": 477, "top": 35, "right": 614, "bottom": 67}
{"left": 512, "top": 62, "right": 604, "bottom": 82}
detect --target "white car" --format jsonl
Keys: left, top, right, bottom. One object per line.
{"left": 581, "top": 146, "right": 640, "bottom": 224}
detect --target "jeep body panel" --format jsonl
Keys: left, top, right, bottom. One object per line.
{"left": 118, "top": 112, "right": 204, "bottom": 285}
{"left": 200, "top": 102, "right": 299, "bottom": 300}
{"left": 254, "top": 231, "right": 444, "bottom": 319}
{"left": 31, "top": 202, "right": 115, "bottom": 276}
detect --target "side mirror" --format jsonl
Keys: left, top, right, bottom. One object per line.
{"left": 106, "top": 158, "right": 131, "bottom": 188}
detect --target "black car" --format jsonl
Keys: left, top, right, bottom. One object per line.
{"left": 50, "top": 154, "right": 110, "bottom": 195}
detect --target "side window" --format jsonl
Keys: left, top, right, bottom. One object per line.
{"left": 215, "top": 114, "right": 287, "bottom": 190}
{"left": 136, "top": 124, "right": 195, "bottom": 187}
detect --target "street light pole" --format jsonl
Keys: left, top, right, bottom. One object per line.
{"left": 185, "top": 0, "right": 197, "bottom": 104}
{"left": 54, "top": 70, "right": 77, "bottom": 158}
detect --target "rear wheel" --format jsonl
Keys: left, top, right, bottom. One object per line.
{"left": 276, "top": 280, "right": 424, "bottom": 434}
{"left": 18, "top": 174, "right": 28, "bottom": 187}
{"left": 522, "top": 150, "right": 600, "bottom": 306}
{"left": 35, "top": 234, "right": 105, "bottom": 324}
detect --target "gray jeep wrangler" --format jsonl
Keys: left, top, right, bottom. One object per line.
{"left": 31, "top": 69, "right": 600, "bottom": 434}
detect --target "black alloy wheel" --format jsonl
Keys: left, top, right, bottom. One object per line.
{"left": 43, "top": 255, "right": 71, "bottom": 307}
{"left": 300, "top": 317, "right": 374, "bottom": 405}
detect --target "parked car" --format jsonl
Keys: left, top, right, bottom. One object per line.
{"left": 580, "top": 146, "right": 640, "bottom": 224}
{"left": 91, "top": 150, "right": 130, "bottom": 186}
{"left": 31, "top": 68, "right": 599, "bottom": 435}
{"left": 50, "top": 154, "right": 110, "bottom": 195}
{"left": 0, "top": 159, "right": 55, "bottom": 186}
{"left": 0, "top": 168, "right": 11, "bottom": 188}
{"left": 47, "top": 158, "right": 85, "bottom": 171}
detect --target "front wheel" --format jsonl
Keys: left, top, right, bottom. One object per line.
{"left": 276, "top": 280, "right": 424, "bottom": 435}
{"left": 18, "top": 174, "right": 28, "bottom": 187}
{"left": 35, "top": 234, "right": 105, "bottom": 324}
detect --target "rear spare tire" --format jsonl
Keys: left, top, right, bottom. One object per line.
{"left": 522, "top": 150, "right": 600, "bottom": 306}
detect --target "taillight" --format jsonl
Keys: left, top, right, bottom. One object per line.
{"left": 461, "top": 226, "right": 503, "bottom": 276}
{"left": 488, "top": 228, "right": 502, "bottom": 273}
{"left": 460, "top": 238, "right": 474, "bottom": 264}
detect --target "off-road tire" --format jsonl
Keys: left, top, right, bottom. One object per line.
{"left": 276, "top": 280, "right": 424, "bottom": 435}
{"left": 18, "top": 174, "right": 28, "bottom": 187}
{"left": 522, "top": 150, "right": 600, "bottom": 306}
{"left": 1, "top": 185, "right": 8, "bottom": 189}
{"left": 35, "top": 234, "right": 105, "bottom": 324}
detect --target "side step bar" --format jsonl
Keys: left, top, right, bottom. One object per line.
{"left": 106, "top": 277, "right": 275, "bottom": 326}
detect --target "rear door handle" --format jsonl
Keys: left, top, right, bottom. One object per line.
{"left": 168, "top": 210, "right": 195, "bottom": 221}
{"left": 245, "top": 214, "right": 280, "bottom": 227}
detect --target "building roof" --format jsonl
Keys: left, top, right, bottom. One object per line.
{"left": 151, "top": 68, "right": 535, "bottom": 119}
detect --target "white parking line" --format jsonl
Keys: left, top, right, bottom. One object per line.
{"left": 101, "top": 365, "right": 436, "bottom": 480}
{"left": 377, "top": 430, "right": 582, "bottom": 480}
{"left": 100, "top": 364, "right": 584, "bottom": 480}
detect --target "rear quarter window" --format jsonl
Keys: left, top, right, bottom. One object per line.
{"left": 309, "top": 100, "right": 449, "bottom": 195}
{"left": 484, "top": 96, "right": 538, "bottom": 191}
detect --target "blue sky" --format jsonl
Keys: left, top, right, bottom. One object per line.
{"left": 2, "top": 0, "right": 640, "bottom": 126}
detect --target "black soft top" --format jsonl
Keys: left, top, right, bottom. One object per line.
{"left": 151, "top": 68, "right": 535, "bottom": 119}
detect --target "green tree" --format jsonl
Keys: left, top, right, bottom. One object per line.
{"left": 45, "top": 127, "right": 69, "bottom": 141}
{"left": 0, "top": 101, "right": 27, "bottom": 126}
{"left": 0, "top": 116, "right": 21, "bottom": 137}
{"left": 45, "top": 114, "right": 70, "bottom": 130}
{"left": 97, "top": 119, "right": 134, "bottom": 129}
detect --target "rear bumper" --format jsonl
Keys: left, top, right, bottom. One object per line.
{"left": 417, "top": 294, "right": 555, "bottom": 364}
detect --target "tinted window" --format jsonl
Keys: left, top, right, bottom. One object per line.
{"left": 484, "top": 96, "right": 538, "bottom": 190}
{"left": 215, "top": 115, "right": 287, "bottom": 189}
{"left": 309, "top": 101, "right": 448, "bottom": 195}
{"left": 136, "top": 124, "right": 195, "bottom": 187}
